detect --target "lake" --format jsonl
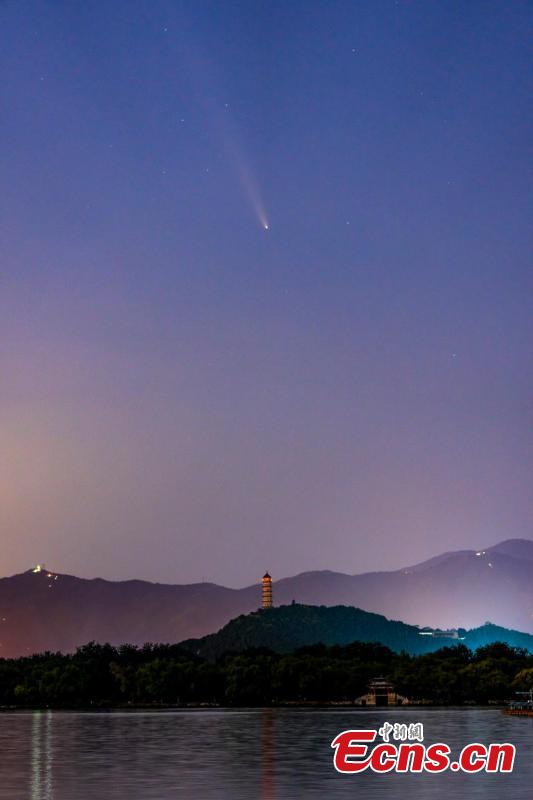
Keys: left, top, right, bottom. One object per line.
{"left": 1, "top": 707, "right": 531, "bottom": 799}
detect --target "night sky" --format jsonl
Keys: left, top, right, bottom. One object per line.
{"left": 1, "top": 1, "right": 531, "bottom": 586}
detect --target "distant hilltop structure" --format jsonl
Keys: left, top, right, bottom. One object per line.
{"left": 262, "top": 572, "right": 272, "bottom": 609}
{"left": 418, "top": 626, "right": 466, "bottom": 640}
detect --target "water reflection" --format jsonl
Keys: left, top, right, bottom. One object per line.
{"left": 0, "top": 708, "right": 529, "bottom": 800}
{"left": 261, "top": 709, "right": 275, "bottom": 800}
{"left": 31, "top": 711, "right": 53, "bottom": 800}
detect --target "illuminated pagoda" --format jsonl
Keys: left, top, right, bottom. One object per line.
{"left": 262, "top": 572, "right": 273, "bottom": 609}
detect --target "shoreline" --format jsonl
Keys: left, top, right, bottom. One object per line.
{"left": 0, "top": 703, "right": 508, "bottom": 712}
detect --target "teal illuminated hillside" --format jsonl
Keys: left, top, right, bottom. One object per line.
{"left": 180, "top": 603, "right": 533, "bottom": 660}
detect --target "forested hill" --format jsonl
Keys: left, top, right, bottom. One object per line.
{"left": 180, "top": 604, "right": 533, "bottom": 660}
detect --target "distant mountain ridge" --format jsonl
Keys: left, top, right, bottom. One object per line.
{"left": 0, "top": 538, "right": 531, "bottom": 657}
{"left": 180, "top": 604, "right": 533, "bottom": 660}
{"left": 403, "top": 537, "right": 533, "bottom": 572}
{"left": 271, "top": 538, "right": 533, "bottom": 634}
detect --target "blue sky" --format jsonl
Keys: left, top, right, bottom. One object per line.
{"left": 1, "top": 1, "right": 531, "bottom": 584}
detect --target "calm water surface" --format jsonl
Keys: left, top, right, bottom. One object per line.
{"left": 0, "top": 707, "right": 531, "bottom": 799}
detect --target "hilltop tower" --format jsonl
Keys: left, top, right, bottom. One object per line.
{"left": 262, "top": 572, "right": 273, "bottom": 609}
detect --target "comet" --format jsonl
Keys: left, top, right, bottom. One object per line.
{"left": 180, "top": 44, "right": 270, "bottom": 231}
{"left": 236, "top": 160, "right": 270, "bottom": 231}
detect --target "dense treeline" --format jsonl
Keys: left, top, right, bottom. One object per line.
{"left": 1, "top": 641, "right": 532, "bottom": 708}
